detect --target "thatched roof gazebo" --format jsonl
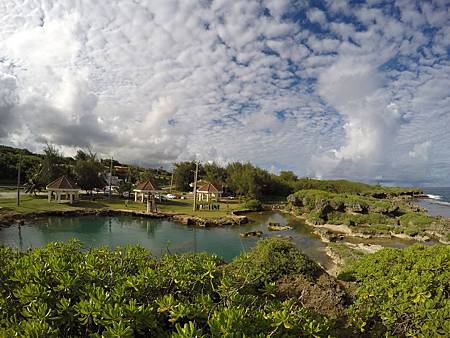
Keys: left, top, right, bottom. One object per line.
{"left": 47, "top": 175, "right": 80, "bottom": 204}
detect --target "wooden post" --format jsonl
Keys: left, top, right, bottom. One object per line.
{"left": 192, "top": 161, "right": 198, "bottom": 211}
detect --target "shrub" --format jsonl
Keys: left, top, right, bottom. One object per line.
{"left": 0, "top": 240, "right": 332, "bottom": 337}
{"left": 344, "top": 244, "right": 450, "bottom": 337}
{"left": 244, "top": 199, "right": 263, "bottom": 211}
{"left": 226, "top": 238, "right": 322, "bottom": 291}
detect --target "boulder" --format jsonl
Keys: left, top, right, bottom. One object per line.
{"left": 240, "top": 231, "right": 263, "bottom": 237}
{"left": 267, "top": 222, "right": 293, "bottom": 231}
{"left": 287, "top": 194, "right": 303, "bottom": 207}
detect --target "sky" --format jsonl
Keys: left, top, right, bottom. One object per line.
{"left": 0, "top": 0, "right": 449, "bottom": 185}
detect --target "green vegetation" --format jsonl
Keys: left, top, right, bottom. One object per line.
{"left": 328, "top": 243, "right": 366, "bottom": 268}
{"left": 0, "top": 195, "right": 245, "bottom": 218}
{"left": 292, "top": 178, "right": 422, "bottom": 196}
{"left": 287, "top": 189, "right": 450, "bottom": 240}
{"left": 0, "top": 239, "right": 334, "bottom": 337}
{"left": 172, "top": 161, "right": 293, "bottom": 200}
{"left": 343, "top": 244, "right": 450, "bottom": 337}
{"left": 243, "top": 199, "right": 262, "bottom": 211}
{"left": 73, "top": 150, "right": 106, "bottom": 193}
{"left": 1, "top": 239, "right": 448, "bottom": 337}
{"left": 0, "top": 144, "right": 171, "bottom": 191}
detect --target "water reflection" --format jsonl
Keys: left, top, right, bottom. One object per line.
{"left": 0, "top": 213, "right": 332, "bottom": 267}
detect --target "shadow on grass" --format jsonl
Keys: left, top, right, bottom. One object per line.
{"left": 158, "top": 199, "right": 191, "bottom": 207}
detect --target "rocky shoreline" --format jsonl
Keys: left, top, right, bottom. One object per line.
{"left": 284, "top": 209, "right": 449, "bottom": 244}
{"left": 0, "top": 208, "right": 248, "bottom": 229}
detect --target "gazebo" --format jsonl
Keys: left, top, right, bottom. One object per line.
{"left": 47, "top": 175, "right": 80, "bottom": 204}
{"left": 133, "top": 180, "right": 158, "bottom": 203}
{"left": 195, "top": 182, "right": 222, "bottom": 209}
{"left": 133, "top": 179, "right": 159, "bottom": 213}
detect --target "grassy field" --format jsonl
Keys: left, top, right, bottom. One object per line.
{"left": 0, "top": 195, "right": 245, "bottom": 218}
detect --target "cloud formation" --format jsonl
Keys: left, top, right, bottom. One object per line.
{"left": 0, "top": 0, "right": 449, "bottom": 184}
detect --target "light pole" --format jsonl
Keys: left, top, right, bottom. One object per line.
{"left": 192, "top": 161, "right": 199, "bottom": 211}
{"left": 109, "top": 156, "right": 113, "bottom": 198}
{"left": 170, "top": 171, "right": 174, "bottom": 193}
{"left": 16, "top": 153, "right": 22, "bottom": 206}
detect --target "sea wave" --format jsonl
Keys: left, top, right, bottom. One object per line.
{"left": 427, "top": 194, "right": 442, "bottom": 200}
{"left": 432, "top": 200, "right": 450, "bottom": 207}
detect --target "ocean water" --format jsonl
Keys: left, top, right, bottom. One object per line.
{"left": 418, "top": 187, "right": 450, "bottom": 217}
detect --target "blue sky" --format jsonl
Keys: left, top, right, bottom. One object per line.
{"left": 0, "top": 0, "right": 449, "bottom": 185}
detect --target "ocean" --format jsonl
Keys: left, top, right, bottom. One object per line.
{"left": 418, "top": 187, "right": 450, "bottom": 218}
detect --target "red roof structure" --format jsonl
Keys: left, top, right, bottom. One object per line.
{"left": 197, "top": 182, "right": 220, "bottom": 193}
{"left": 46, "top": 175, "right": 79, "bottom": 190}
{"left": 134, "top": 180, "right": 158, "bottom": 191}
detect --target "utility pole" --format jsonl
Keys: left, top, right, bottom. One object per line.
{"left": 16, "top": 153, "right": 21, "bottom": 206}
{"left": 109, "top": 156, "right": 113, "bottom": 198}
{"left": 170, "top": 171, "right": 174, "bottom": 193}
{"left": 192, "top": 161, "right": 199, "bottom": 211}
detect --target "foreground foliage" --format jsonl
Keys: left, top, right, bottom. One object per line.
{"left": 0, "top": 239, "right": 333, "bottom": 337}
{"left": 343, "top": 244, "right": 450, "bottom": 337}
{"left": 1, "top": 238, "right": 448, "bottom": 337}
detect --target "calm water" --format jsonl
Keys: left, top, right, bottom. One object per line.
{"left": 0, "top": 212, "right": 334, "bottom": 268}
{"left": 417, "top": 187, "right": 450, "bottom": 217}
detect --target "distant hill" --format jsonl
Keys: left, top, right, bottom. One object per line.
{"left": 292, "top": 178, "right": 422, "bottom": 196}
{"left": 0, "top": 144, "right": 171, "bottom": 186}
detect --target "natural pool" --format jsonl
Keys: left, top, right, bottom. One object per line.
{"left": 0, "top": 211, "right": 421, "bottom": 270}
{"left": 0, "top": 212, "right": 333, "bottom": 266}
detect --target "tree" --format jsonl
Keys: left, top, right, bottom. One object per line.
{"left": 172, "top": 161, "right": 199, "bottom": 191}
{"left": 226, "top": 162, "right": 261, "bottom": 198}
{"left": 24, "top": 164, "right": 44, "bottom": 195}
{"left": 279, "top": 170, "right": 298, "bottom": 182}
{"left": 203, "top": 162, "right": 227, "bottom": 186}
{"left": 41, "top": 144, "right": 65, "bottom": 184}
{"left": 74, "top": 150, "right": 105, "bottom": 194}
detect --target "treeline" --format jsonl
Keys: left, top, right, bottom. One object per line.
{"left": 2, "top": 144, "right": 420, "bottom": 199}
{"left": 172, "top": 162, "right": 421, "bottom": 200}
{"left": 172, "top": 161, "right": 297, "bottom": 199}
{"left": 0, "top": 144, "right": 171, "bottom": 193}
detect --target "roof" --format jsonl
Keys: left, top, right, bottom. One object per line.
{"left": 196, "top": 182, "right": 220, "bottom": 193}
{"left": 46, "top": 175, "right": 80, "bottom": 190}
{"left": 134, "top": 179, "right": 158, "bottom": 191}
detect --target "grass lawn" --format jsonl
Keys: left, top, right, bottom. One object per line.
{"left": 156, "top": 199, "right": 245, "bottom": 218}
{"left": 0, "top": 195, "right": 245, "bottom": 218}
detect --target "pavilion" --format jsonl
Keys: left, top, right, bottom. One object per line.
{"left": 47, "top": 175, "right": 80, "bottom": 204}
{"left": 133, "top": 179, "right": 159, "bottom": 213}
{"left": 195, "top": 182, "right": 222, "bottom": 209}
{"left": 133, "top": 180, "right": 158, "bottom": 203}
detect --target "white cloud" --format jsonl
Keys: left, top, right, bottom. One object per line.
{"left": 0, "top": 0, "right": 449, "bottom": 184}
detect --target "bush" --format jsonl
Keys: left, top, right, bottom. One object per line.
{"left": 344, "top": 244, "right": 450, "bottom": 337}
{"left": 0, "top": 240, "right": 332, "bottom": 337}
{"left": 227, "top": 238, "right": 322, "bottom": 291}
{"left": 244, "top": 199, "right": 263, "bottom": 211}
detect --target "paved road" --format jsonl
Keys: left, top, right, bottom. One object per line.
{"left": 0, "top": 191, "right": 46, "bottom": 199}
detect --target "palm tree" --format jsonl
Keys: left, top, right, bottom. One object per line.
{"left": 24, "top": 164, "right": 45, "bottom": 195}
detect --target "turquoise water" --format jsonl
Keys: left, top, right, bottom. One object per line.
{"left": 0, "top": 212, "right": 333, "bottom": 267}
